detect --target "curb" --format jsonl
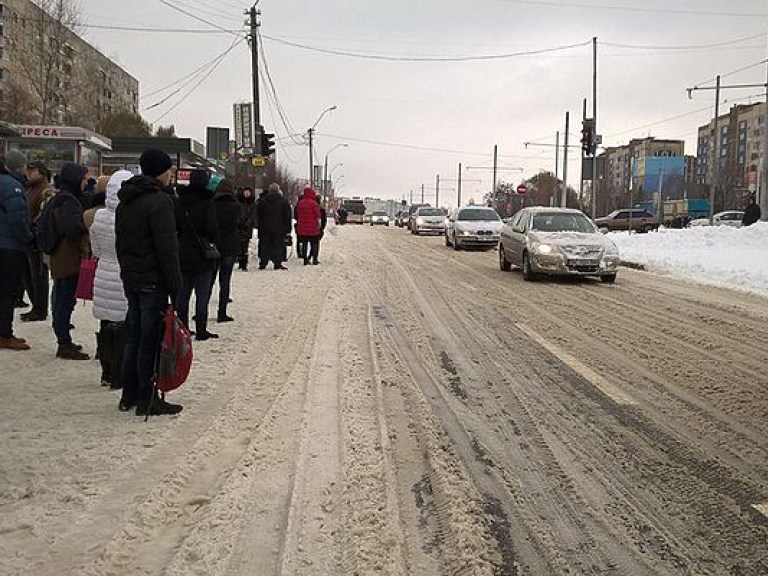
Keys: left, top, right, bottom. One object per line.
{"left": 620, "top": 260, "right": 646, "bottom": 271}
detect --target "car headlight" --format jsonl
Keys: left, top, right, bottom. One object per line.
{"left": 604, "top": 244, "right": 619, "bottom": 257}
{"left": 416, "top": 217, "right": 424, "bottom": 225}
{"left": 536, "top": 243, "right": 555, "bottom": 255}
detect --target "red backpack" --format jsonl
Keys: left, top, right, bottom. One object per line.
{"left": 155, "top": 305, "right": 193, "bottom": 392}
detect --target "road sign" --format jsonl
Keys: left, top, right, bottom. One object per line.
{"left": 516, "top": 183, "right": 528, "bottom": 195}
{"left": 251, "top": 155, "right": 265, "bottom": 167}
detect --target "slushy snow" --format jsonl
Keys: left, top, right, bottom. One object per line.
{"left": 610, "top": 222, "right": 768, "bottom": 298}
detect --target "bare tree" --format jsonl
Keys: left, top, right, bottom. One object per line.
{"left": 16, "top": 0, "right": 83, "bottom": 124}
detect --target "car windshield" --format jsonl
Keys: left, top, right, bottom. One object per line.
{"left": 418, "top": 208, "right": 444, "bottom": 216}
{"left": 458, "top": 208, "right": 500, "bottom": 221}
{"left": 372, "top": 211, "right": 387, "bottom": 216}
{"left": 531, "top": 212, "right": 596, "bottom": 233}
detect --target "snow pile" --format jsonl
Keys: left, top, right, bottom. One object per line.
{"left": 609, "top": 222, "right": 768, "bottom": 297}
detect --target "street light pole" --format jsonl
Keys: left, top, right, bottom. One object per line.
{"left": 307, "top": 105, "right": 337, "bottom": 188}
{"left": 323, "top": 143, "right": 347, "bottom": 201}
{"left": 562, "top": 111, "right": 570, "bottom": 208}
{"left": 457, "top": 163, "right": 462, "bottom": 207}
{"left": 436, "top": 174, "right": 440, "bottom": 207}
{"left": 762, "top": 31, "right": 768, "bottom": 220}
{"left": 492, "top": 145, "right": 498, "bottom": 197}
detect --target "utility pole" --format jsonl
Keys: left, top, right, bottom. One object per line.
{"left": 762, "top": 31, "right": 768, "bottom": 221}
{"left": 421, "top": 183, "right": 425, "bottom": 203}
{"left": 589, "top": 37, "right": 598, "bottom": 218}
{"left": 492, "top": 145, "right": 498, "bottom": 197}
{"left": 436, "top": 174, "right": 440, "bottom": 207}
{"left": 711, "top": 75, "right": 721, "bottom": 222}
{"left": 410, "top": 189, "right": 413, "bottom": 205}
{"left": 457, "top": 163, "right": 462, "bottom": 207}
{"left": 308, "top": 128, "right": 314, "bottom": 188}
{"left": 555, "top": 131, "right": 560, "bottom": 192}
{"left": 562, "top": 112, "right": 570, "bottom": 208}
{"left": 248, "top": 4, "right": 261, "bottom": 153}
{"left": 580, "top": 98, "right": 587, "bottom": 209}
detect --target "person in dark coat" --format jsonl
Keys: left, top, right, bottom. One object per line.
{"left": 742, "top": 195, "right": 761, "bottom": 226}
{"left": 295, "top": 187, "right": 322, "bottom": 266}
{"left": 211, "top": 179, "right": 241, "bottom": 322}
{"left": 236, "top": 187, "right": 257, "bottom": 270}
{"left": 313, "top": 194, "right": 327, "bottom": 264}
{"left": 20, "top": 161, "right": 53, "bottom": 322}
{"left": 256, "top": 182, "right": 291, "bottom": 270}
{"left": 0, "top": 151, "right": 33, "bottom": 351}
{"left": 116, "top": 148, "right": 183, "bottom": 416}
{"left": 49, "top": 162, "right": 90, "bottom": 360}
{"left": 176, "top": 169, "right": 219, "bottom": 340}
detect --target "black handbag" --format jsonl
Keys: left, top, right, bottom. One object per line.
{"left": 184, "top": 208, "right": 220, "bottom": 260}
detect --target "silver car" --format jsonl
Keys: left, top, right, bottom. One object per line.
{"left": 411, "top": 207, "right": 447, "bottom": 235}
{"left": 498, "top": 207, "right": 620, "bottom": 283}
{"left": 445, "top": 206, "right": 503, "bottom": 250}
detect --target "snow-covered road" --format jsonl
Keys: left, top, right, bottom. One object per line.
{"left": 2, "top": 225, "right": 767, "bottom": 575}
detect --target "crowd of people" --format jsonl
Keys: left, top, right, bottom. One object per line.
{"left": 0, "top": 148, "right": 328, "bottom": 417}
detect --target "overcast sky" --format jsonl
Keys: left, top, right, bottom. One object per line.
{"left": 79, "top": 0, "right": 768, "bottom": 204}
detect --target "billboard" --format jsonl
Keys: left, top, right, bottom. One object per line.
{"left": 206, "top": 127, "right": 230, "bottom": 160}
{"left": 233, "top": 103, "right": 254, "bottom": 153}
{"left": 632, "top": 156, "right": 685, "bottom": 200}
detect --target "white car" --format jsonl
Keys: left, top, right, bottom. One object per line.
{"left": 689, "top": 211, "right": 745, "bottom": 228}
{"left": 370, "top": 211, "right": 390, "bottom": 226}
{"left": 411, "top": 207, "right": 447, "bottom": 235}
{"left": 445, "top": 206, "right": 503, "bottom": 250}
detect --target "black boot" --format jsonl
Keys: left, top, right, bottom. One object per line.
{"left": 136, "top": 391, "right": 183, "bottom": 416}
{"left": 96, "top": 329, "right": 112, "bottom": 385}
{"left": 109, "top": 322, "right": 127, "bottom": 389}
{"left": 195, "top": 316, "right": 218, "bottom": 341}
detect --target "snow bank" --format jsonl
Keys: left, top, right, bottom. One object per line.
{"left": 609, "top": 222, "right": 768, "bottom": 298}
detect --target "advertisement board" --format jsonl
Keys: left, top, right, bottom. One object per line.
{"left": 233, "top": 103, "right": 254, "bottom": 153}
{"left": 632, "top": 156, "right": 685, "bottom": 199}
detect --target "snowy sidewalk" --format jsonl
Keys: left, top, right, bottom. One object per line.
{"left": 610, "top": 222, "right": 768, "bottom": 298}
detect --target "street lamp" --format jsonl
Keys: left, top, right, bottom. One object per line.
{"left": 330, "top": 163, "right": 343, "bottom": 179}
{"left": 307, "top": 105, "right": 337, "bottom": 188}
{"left": 323, "top": 143, "right": 347, "bottom": 200}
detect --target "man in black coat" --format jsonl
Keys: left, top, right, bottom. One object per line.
{"left": 256, "top": 182, "right": 292, "bottom": 270}
{"left": 742, "top": 195, "right": 761, "bottom": 226}
{"left": 115, "top": 148, "right": 183, "bottom": 417}
{"left": 211, "top": 179, "right": 241, "bottom": 322}
{"left": 236, "top": 187, "right": 257, "bottom": 271}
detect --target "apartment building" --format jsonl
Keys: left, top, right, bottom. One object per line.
{"left": 0, "top": 0, "right": 138, "bottom": 128}
{"left": 696, "top": 102, "right": 765, "bottom": 193}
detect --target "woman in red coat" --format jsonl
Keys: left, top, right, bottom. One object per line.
{"left": 295, "top": 187, "right": 322, "bottom": 265}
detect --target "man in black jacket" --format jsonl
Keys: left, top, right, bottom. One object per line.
{"left": 116, "top": 149, "right": 183, "bottom": 416}
{"left": 256, "top": 183, "right": 292, "bottom": 270}
{"left": 742, "top": 195, "right": 761, "bottom": 226}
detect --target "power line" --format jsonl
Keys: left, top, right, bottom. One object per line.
{"left": 150, "top": 36, "right": 244, "bottom": 123}
{"left": 605, "top": 105, "right": 713, "bottom": 139}
{"left": 690, "top": 58, "right": 768, "bottom": 90}
{"left": 501, "top": 0, "right": 768, "bottom": 18}
{"left": 170, "top": 0, "right": 242, "bottom": 22}
{"left": 260, "top": 34, "right": 592, "bottom": 62}
{"left": 603, "top": 33, "right": 768, "bottom": 51}
{"left": 79, "top": 23, "right": 241, "bottom": 33}
{"left": 157, "top": 0, "right": 242, "bottom": 38}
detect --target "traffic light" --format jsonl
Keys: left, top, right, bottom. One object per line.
{"left": 581, "top": 118, "right": 595, "bottom": 156}
{"left": 261, "top": 133, "right": 276, "bottom": 157}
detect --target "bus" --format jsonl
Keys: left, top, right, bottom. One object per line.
{"left": 341, "top": 198, "right": 366, "bottom": 224}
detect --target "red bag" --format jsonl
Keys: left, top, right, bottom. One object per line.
{"left": 155, "top": 304, "right": 193, "bottom": 393}
{"left": 76, "top": 258, "right": 97, "bottom": 300}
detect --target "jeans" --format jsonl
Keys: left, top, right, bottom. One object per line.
{"left": 121, "top": 285, "right": 167, "bottom": 404}
{"left": 211, "top": 256, "right": 236, "bottom": 316}
{"left": 176, "top": 269, "right": 213, "bottom": 328}
{"left": 23, "top": 250, "right": 49, "bottom": 317}
{"left": 52, "top": 275, "right": 78, "bottom": 344}
{"left": 0, "top": 249, "right": 26, "bottom": 338}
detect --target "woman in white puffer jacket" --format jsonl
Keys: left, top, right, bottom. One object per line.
{"left": 90, "top": 170, "right": 133, "bottom": 388}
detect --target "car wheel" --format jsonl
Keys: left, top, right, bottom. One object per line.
{"left": 452, "top": 234, "right": 461, "bottom": 251}
{"left": 522, "top": 252, "right": 536, "bottom": 281}
{"left": 601, "top": 274, "right": 617, "bottom": 284}
{"left": 499, "top": 246, "right": 511, "bottom": 271}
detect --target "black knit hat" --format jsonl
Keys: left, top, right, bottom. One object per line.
{"left": 139, "top": 148, "right": 173, "bottom": 178}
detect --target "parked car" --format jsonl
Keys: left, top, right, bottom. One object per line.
{"left": 395, "top": 209, "right": 410, "bottom": 227}
{"left": 499, "top": 207, "right": 620, "bottom": 283}
{"left": 370, "top": 211, "right": 390, "bottom": 226}
{"left": 411, "top": 207, "right": 447, "bottom": 235}
{"left": 594, "top": 208, "right": 659, "bottom": 232}
{"left": 407, "top": 203, "right": 430, "bottom": 230}
{"left": 445, "top": 206, "right": 503, "bottom": 250}
{"left": 689, "top": 211, "right": 745, "bottom": 228}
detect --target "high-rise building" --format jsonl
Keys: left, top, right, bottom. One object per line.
{"left": 696, "top": 102, "right": 765, "bottom": 210}
{"left": 0, "top": 0, "right": 139, "bottom": 128}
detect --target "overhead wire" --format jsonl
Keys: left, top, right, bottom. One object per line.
{"left": 79, "top": 23, "right": 241, "bottom": 33}
{"left": 603, "top": 33, "right": 767, "bottom": 51}
{"left": 501, "top": 0, "right": 768, "bottom": 18}
{"left": 260, "top": 35, "right": 592, "bottom": 62}
{"left": 156, "top": 0, "right": 242, "bottom": 38}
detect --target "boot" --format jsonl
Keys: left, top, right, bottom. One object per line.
{"left": 195, "top": 316, "right": 218, "bottom": 341}
{"left": 136, "top": 391, "right": 183, "bottom": 416}
{"left": 0, "top": 336, "right": 30, "bottom": 351}
{"left": 110, "top": 322, "right": 127, "bottom": 390}
{"left": 217, "top": 312, "right": 234, "bottom": 323}
{"left": 95, "top": 330, "right": 112, "bottom": 385}
{"left": 57, "top": 342, "right": 90, "bottom": 360}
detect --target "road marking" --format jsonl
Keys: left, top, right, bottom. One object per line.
{"left": 753, "top": 502, "right": 768, "bottom": 519}
{"left": 516, "top": 323, "right": 636, "bottom": 406}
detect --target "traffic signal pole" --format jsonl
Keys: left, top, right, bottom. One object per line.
{"left": 590, "top": 37, "right": 598, "bottom": 218}
{"left": 562, "top": 111, "right": 570, "bottom": 208}
{"left": 249, "top": 4, "right": 262, "bottom": 154}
